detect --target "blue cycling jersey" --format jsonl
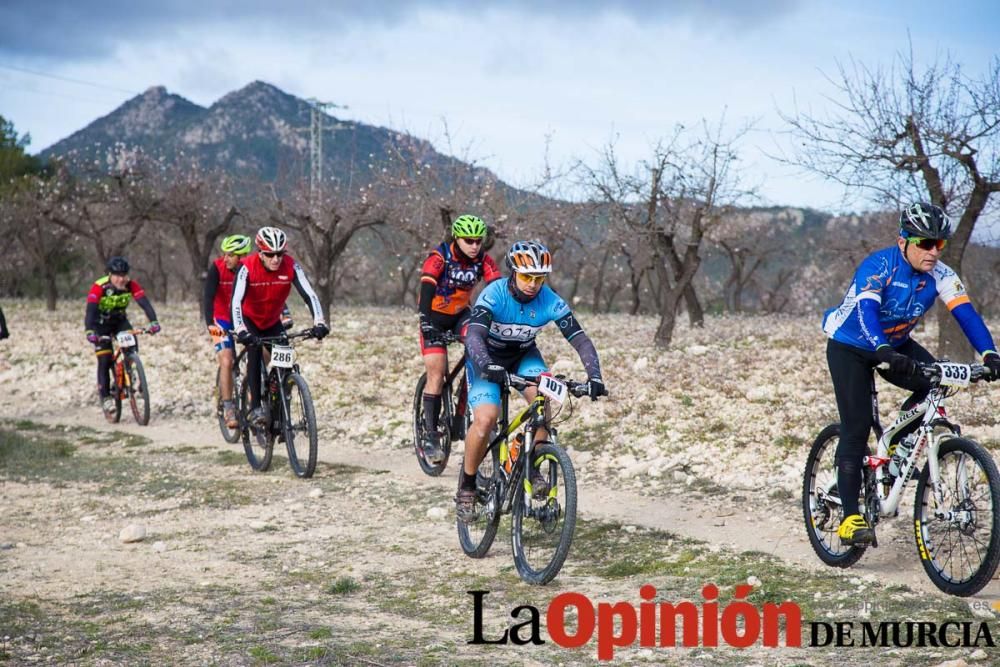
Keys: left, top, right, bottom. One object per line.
{"left": 823, "top": 245, "right": 996, "bottom": 355}
{"left": 470, "top": 279, "right": 572, "bottom": 358}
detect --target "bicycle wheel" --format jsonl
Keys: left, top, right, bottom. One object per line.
{"left": 914, "top": 437, "right": 1000, "bottom": 596}
{"left": 216, "top": 362, "right": 241, "bottom": 444}
{"left": 802, "top": 424, "right": 867, "bottom": 568}
{"left": 511, "top": 442, "right": 577, "bottom": 585}
{"left": 458, "top": 444, "right": 502, "bottom": 558}
{"left": 412, "top": 373, "right": 450, "bottom": 477}
{"left": 125, "top": 353, "right": 150, "bottom": 426}
{"left": 239, "top": 372, "right": 274, "bottom": 472}
{"left": 282, "top": 372, "right": 318, "bottom": 479}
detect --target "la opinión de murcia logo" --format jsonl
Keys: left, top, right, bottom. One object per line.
{"left": 469, "top": 585, "right": 997, "bottom": 660}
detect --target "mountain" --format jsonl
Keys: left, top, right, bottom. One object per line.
{"left": 40, "top": 80, "right": 466, "bottom": 186}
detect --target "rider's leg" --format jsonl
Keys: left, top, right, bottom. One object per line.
{"left": 95, "top": 345, "right": 113, "bottom": 398}
{"left": 461, "top": 367, "right": 501, "bottom": 491}
{"left": 827, "top": 340, "right": 877, "bottom": 519}
{"left": 879, "top": 339, "right": 935, "bottom": 443}
{"left": 218, "top": 347, "right": 235, "bottom": 400}
{"left": 422, "top": 349, "right": 447, "bottom": 432}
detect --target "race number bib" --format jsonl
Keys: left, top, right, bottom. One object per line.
{"left": 270, "top": 345, "right": 295, "bottom": 369}
{"left": 937, "top": 362, "right": 971, "bottom": 388}
{"left": 115, "top": 331, "right": 136, "bottom": 348}
{"left": 538, "top": 375, "right": 568, "bottom": 403}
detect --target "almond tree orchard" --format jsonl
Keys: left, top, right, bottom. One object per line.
{"left": 779, "top": 48, "right": 1000, "bottom": 357}
{"left": 581, "top": 119, "right": 756, "bottom": 348}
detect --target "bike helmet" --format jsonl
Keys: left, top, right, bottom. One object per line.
{"left": 899, "top": 202, "right": 953, "bottom": 240}
{"left": 106, "top": 256, "right": 130, "bottom": 274}
{"left": 255, "top": 226, "right": 287, "bottom": 253}
{"left": 220, "top": 234, "right": 252, "bottom": 256}
{"left": 451, "top": 214, "right": 487, "bottom": 239}
{"left": 505, "top": 240, "right": 552, "bottom": 274}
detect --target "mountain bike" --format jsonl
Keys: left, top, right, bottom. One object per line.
{"left": 804, "top": 360, "right": 1000, "bottom": 596}
{"left": 99, "top": 328, "right": 151, "bottom": 426}
{"left": 458, "top": 373, "right": 594, "bottom": 585}
{"left": 412, "top": 331, "right": 469, "bottom": 476}
{"left": 237, "top": 330, "right": 319, "bottom": 478}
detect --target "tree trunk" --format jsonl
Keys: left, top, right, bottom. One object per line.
{"left": 683, "top": 285, "right": 704, "bottom": 327}
{"left": 44, "top": 269, "right": 58, "bottom": 311}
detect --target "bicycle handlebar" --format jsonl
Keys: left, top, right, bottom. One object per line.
{"left": 508, "top": 373, "right": 599, "bottom": 398}
{"left": 919, "top": 361, "right": 993, "bottom": 384}
{"left": 96, "top": 328, "right": 150, "bottom": 343}
{"left": 253, "top": 329, "right": 317, "bottom": 344}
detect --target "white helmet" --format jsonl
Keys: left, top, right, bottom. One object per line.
{"left": 255, "top": 226, "right": 287, "bottom": 253}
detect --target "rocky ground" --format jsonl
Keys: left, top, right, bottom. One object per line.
{"left": 1, "top": 300, "right": 1000, "bottom": 666}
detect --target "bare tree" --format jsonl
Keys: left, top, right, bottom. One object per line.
{"left": 582, "top": 120, "right": 755, "bottom": 347}
{"left": 779, "top": 46, "right": 1000, "bottom": 355}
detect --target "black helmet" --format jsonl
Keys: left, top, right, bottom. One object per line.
{"left": 899, "top": 202, "right": 953, "bottom": 240}
{"left": 106, "top": 256, "right": 130, "bottom": 274}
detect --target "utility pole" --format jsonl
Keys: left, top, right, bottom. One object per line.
{"left": 307, "top": 98, "right": 337, "bottom": 212}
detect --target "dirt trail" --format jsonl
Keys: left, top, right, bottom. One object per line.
{"left": 32, "top": 406, "right": 1000, "bottom": 600}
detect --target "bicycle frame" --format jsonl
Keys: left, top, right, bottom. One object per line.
{"left": 105, "top": 329, "right": 145, "bottom": 395}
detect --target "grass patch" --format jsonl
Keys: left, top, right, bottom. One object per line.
{"left": 326, "top": 577, "right": 361, "bottom": 595}
{"left": 0, "top": 427, "right": 75, "bottom": 475}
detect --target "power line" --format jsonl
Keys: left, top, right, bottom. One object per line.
{"left": 0, "top": 81, "right": 125, "bottom": 106}
{"left": 0, "top": 63, "right": 139, "bottom": 95}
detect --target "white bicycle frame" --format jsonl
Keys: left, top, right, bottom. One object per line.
{"left": 822, "top": 362, "right": 973, "bottom": 520}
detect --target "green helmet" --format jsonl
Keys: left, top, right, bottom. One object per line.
{"left": 220, "top": 234, "right": 252, "bottom": 255}
{"left": 451, "top": 214, "right": 487, "bottom": 239}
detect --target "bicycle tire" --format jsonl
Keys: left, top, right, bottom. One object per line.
{"left": 802, "top": 424, "right": 867, "bottom": 568}
{"left": 239, "top": 370, "right": 274, "bottom": 472}
{"left": 282, "top": 372, "right": 318, "bottom": 479}
{"left": 412, "top": 373, "right": 450, "bottom": 477}
{"left": 458, "top": 444, "right": 502, "bottom": 558}
{"left": 125, "top": 353, "right": 150, "bottom": 426}
{"left": 511, "top": 442, "right": 577, "bottom": 585}
{"left": 914, "top": 437, "right": 1000, "bottom": 596}
{"left": 215, "top": 362, "right": 241, "bottom": 444}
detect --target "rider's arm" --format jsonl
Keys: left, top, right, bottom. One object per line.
{"left": 418, "top": 251, "right": 445, "bottom": 318}
{"left": 934, "top": 265, "right": 999, "bottom": 357}
{"left": 555, "top": 311, "right": 603, "bottom": 380}
{"left": 857, "top": 298, "right": 889, "bottom": 349}
{"left": 291, "top": 261, "right": 325, "bottom": 325}
{"left": 203, "top": 263, "right": 220, "bottom": 327}
{"left": 129, "top": 280, "right": 158, "bottom": 324}
{"left": 230, "top": 265, "right": 249, "bottom": 332}
{"left": 85, "top": 282, "right": 101, "bottom": 332}
{"left": 465, "top": 304, "right": 494, "bottom": 377}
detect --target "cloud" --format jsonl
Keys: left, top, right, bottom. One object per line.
{"left": 0, "top": 0, "right": 798, "bottom": 61}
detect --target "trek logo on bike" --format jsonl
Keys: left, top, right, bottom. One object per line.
{"left": 116, "top": 331, "right": 136, "bottom": 348}
{"left": 270, "top": 345, "right": 295, "bottom": 368}
{"left": 937, "top": 362, "right": 971, "bottom": 387}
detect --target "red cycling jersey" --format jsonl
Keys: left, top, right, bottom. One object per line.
{"left": 420, "top": 242, "right": 501, "bottom": 315}
{"left": 231, "top": 252, "right": 324, "bottom": 331}
{"left": 210, "top": 256, "right": 237, "bottom": 324}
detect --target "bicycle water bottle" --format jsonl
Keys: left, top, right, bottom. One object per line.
{"left": 504, "top": 434, "right": 524, "bottom": 474}
{"left": 888, "top": 434, "right": 916, "bottom": 477}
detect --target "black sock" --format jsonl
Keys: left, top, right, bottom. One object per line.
{"left": 459, "top": 469, "right": 477, "bottom": 491}
{"left": 423, "top": 393, "right": 441, "bottom": 431}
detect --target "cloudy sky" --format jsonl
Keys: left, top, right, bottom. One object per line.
{"left": 1, "top": 1, "right": 997, "bottom": 213}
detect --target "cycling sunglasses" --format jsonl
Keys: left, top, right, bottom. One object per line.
{"left": 518, "top": 273, "right": 547, "bottom": 286}
{"left": 261, "top": 250, "right": 286, "bottom": 259}
{"left": 907, "top": 237, "right": 947, "bottom": 251}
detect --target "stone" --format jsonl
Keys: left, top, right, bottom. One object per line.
{"left": 119, "top": 524, "right": 146, "bottom": 543}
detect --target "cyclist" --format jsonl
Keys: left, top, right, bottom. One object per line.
{"left": 84, "top": 256, "right": 161, "bottom": 413}
{"left": 417, "top": 214, "right": 501, "bottom": 464}
{"left": 455, "top": 239, "right": 607, "bottom": 522}
{"left": 204, "top": 234, "right": 253, "bottom": 429}
{"left": 822, "top": 202, "right": 1000, "bottom": 545}
{"left": 231, "top": 226, "right": 329, "bottom": 426}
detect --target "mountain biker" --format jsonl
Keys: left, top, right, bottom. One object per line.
{"left": 417, "top": 214, "right": 501, "bottom": 464}
{"left": 822, "top": 202, "right": 1000, "bottom": 545}
{"left": 85, "top": 256, "right": 161, "bottom": 414}
{"left": 455, "top": 239, "right": 608, "bottom": 523}
{"left": 204, "top": 234, "right": 252, "bottom": 429}
{"left": 231, "top": 226, "right": 329, "bottom": 427}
